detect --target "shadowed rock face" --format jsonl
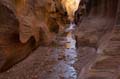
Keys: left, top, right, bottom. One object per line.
{"left": 76, "top": 0, "right": 118, "bottom": 47}
{"left": 0, "top": 0, "right": 68, "bottom": 72}
{"left": 75, "top": 0, "right": 120, "bottom": 79}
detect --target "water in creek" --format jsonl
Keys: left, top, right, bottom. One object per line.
{"left": 48, "top": 23, "right": 77, "bottom": 79}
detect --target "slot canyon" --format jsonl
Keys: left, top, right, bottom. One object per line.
{"left": 0, "top": 0, "right": 120, "bottom": 79}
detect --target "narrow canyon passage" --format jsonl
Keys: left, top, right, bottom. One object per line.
{"left": 0, "top": 0, "right": 120, "bottom": 79}
{"left": 0, "top": 23, "right": 78, "bottom": 79}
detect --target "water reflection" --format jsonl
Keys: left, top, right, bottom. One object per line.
{"left": 56, "top": 23, "right": 77, "bottom": 79}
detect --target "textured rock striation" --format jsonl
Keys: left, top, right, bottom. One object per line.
{"left": 75, "top": 0, "right": 120, "bottom": 79}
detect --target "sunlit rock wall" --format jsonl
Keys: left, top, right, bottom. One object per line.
{"left": 61, "top": 0, "right": 81, "bottom": 21}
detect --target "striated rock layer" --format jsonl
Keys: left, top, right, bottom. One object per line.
{"left": 75, "top": 0, "right": 120, "bottom": 79}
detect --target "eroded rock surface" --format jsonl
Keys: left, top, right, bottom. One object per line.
{"left": 75, "top": 0, "right": 120, "bottom": 79}
{"left": 0, "top": 0, "right": 68, "bottom": 71}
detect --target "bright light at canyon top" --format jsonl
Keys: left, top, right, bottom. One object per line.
{"left": 61, "top": 0, "right": 81, "bottom": 22}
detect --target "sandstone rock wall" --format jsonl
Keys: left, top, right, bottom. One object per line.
{"left": 75, "top": 0, "right": 120, "bottom": 79}
{"left": 0, "top": 0, "right": 68, "bottom": 72}
{"left": 61, "top": 0, "right": 81, "bottom": 21}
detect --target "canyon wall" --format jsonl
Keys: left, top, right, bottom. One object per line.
{"left": 0, "top": 0, "right": 68, "bottom": 72}
{"left": 75, "top": 0, "right": 120, "bottom": 79}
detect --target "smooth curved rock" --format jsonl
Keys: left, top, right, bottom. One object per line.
{"left": 0, "top": 0, "right": 68, "bottom": 72}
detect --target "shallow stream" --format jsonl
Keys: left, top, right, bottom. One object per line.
{"left": 49, "top": 23, "right": 78, "bottom": 79}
